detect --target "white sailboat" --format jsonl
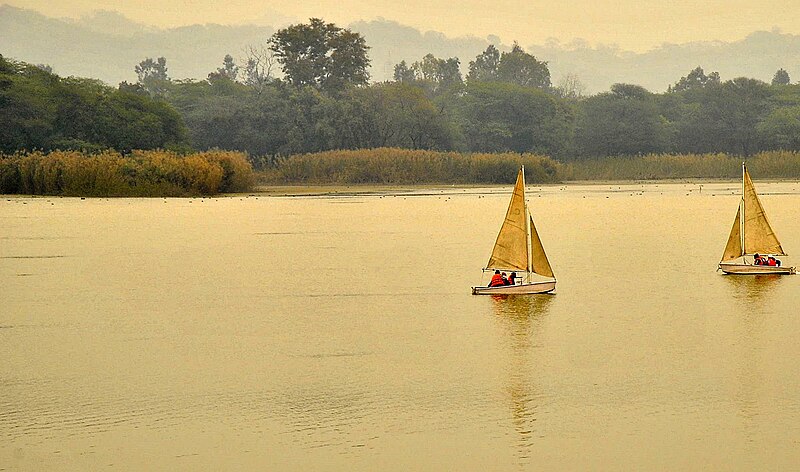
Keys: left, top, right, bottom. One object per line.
{"left": 718, "top": 163, "right": 796, "bottom": 275}
{"left": 472, "top": 167, "right": 557, "bottom": 295}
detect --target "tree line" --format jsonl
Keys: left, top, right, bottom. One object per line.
{"left": 2, "top": 18, "right": 800, "bottom": 162}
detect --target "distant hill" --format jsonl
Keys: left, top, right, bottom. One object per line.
{"left": 0, "top": 5, "right": 274, "bottom": 84}
{"left": 1, "top": 5, "right": 799, "bottom": 93}
{"left": 529, "top": 31, "right": 800, "bottom": 94}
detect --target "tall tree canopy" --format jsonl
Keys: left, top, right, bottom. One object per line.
{"left": 466, "top": 43, "right": 550, "bottom": 89}
{"left": 772, "top": 68, "right": 791, "bottom": 86}
{"left": 670, "top": 66, "right": 720, "bottom": 92}
{"left": 269, "top": 18, "right": 370, "bottom": 93}
{"left": 135, "top": 57, "right": 171, "bottom": 97}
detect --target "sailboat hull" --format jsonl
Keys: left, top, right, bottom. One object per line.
{"left": 471, "top": 280, "right": 556, "bottom": 295}
{"left": 718, "top": 262, "right": 796, "bottom": 275}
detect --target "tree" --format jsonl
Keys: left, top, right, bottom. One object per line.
{"left": 554, "top": 73, "right": 586, "bottom": 99}
{"left": 772, "top": 68, "right": 791, "bottom": 86}
{"left": 675, "top": 77, "right": 772, "bottom": 155}
{"left": 467, "top": 45, "right": 500, "bottom": 83}
{"left": 670, "top": 66, "right": 720, "bottom": 92}
{"left": 610, "top": 83, "right": 650, "bottom": 99}
{"left": 758, "top": 106, "right": 800, "bottom": 150}
{"left": 393, "top": 60, "right": 415, "bottom": 83}
{"left": 268, "top": 18, "right": 370, "bottom": 93}
{"left": 459, "top": 81, "right": 573, "bottom": 155}
{"left": 135, "top": 57, "right": 171, "bottom": 97}
{"left": 409, "top": 54, "right": 463, "bottom": 94}
{"left": 575, "top": 84, "right": 669, "bottom": 157}
{"left": 213, "top": 54, "right": 238, "bottom": 81}
{"left": 0, "top": 56, "right": 57, "bottom": 153}
{"left": 467, "top": 43, "right": 551, "bottom": 89}
{"left": 242, "top": 44, "right": 276, "bottom": 94}
{"left": 496, "top": 43, "right": 551, "bottom": 89}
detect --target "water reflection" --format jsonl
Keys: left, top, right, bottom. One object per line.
{"left": 721, "top": 275, "right": 779, "bottom": 443}
{"left": 491, "top": 294, "right": 553, "bottom": 465}
{"left": 722, "top": 274, "right": 783, "bottom": 306}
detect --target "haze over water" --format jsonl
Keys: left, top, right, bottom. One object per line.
{"left": 2, "top": 182, "right": 800, "bottom": 470}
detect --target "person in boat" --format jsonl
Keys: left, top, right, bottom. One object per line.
{"left": 488, "top": 270, "right": 505, "bottom": 287}
{"left": 508, "top": 272, "right": 517, "bottom": 285}
{"left": 767, "top": 255, "right": 780, "bottom": 267}
{"left": 501, "top": 272, "right": 509, "bottom": 285}
{"left": 754, "top": 253, "right": 764, "bottom": 265}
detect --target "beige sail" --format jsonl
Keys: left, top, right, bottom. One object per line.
{"left": 742, "top": 166, "right": 785, "bottom": 255}
{"left": 721, "top": 205, "right": 742, "bottom": 262}
{"left": 486, "top": 169, "right": 529, "bottom": 271}
{"left": 529, "top": 215, "right": 554, "bottom": 278}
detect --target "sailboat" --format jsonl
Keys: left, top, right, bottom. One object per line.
{"left": 718, "top": 163, "right": 796, "bottom": 275}
{"left": 472, "top": 167, "right": 557, "bottom": 295}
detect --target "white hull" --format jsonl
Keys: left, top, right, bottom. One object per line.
{"left": 472, "top": 280, "right": 556, "bottom": 295}
{"left": 718, "top": 262, "right": 796, "bottom": 275}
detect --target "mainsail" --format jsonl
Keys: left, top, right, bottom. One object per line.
{"left": 486, "top": 168, "right": 529, "bottom": 271}
{"left": 742, "top": 166, "right": 785, "bottom": 256}
{"left": 486, "top": 168, "right": 555, "bottom": 279}
{"left": 720, "top": 164, "right": 785, "bottom": 261}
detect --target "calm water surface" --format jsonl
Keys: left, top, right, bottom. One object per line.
{"left": 2, "top": 182, "right": 800, "bottom": 470}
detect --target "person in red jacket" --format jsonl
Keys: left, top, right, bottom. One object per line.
{"left": 767, "top": 255, "right": 778, "bottom": 266}
{"left": 488, "top": 270, "right": 505, "bottom": 287}
{"left": 508, "top": 272, "right": 517, "bottom": 285}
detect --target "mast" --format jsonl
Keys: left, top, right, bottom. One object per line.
{"left": 740, "top": 162, "right": 745, "bottom": 257}
{"left": 523, "top": 165, "right": 533, "bottom": 281}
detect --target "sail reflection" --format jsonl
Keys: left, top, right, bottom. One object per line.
{"left": 491, "top": 294, "right": 553, "bottom": 465}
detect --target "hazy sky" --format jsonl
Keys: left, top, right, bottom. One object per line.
{"left": 6, "top": 0, "right": 800, "bottom": 51}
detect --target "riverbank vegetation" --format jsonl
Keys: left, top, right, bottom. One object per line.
{"left": 0, "top": 150, "right": 254, "bottom": 196}
{"left": 3, "top": 18, "right": 800, "bottom": 195}
{"left": 262, "top": 149, "right": 559, "bottom": 184}
{"left": 258, "top": 150, "right": 800, "bottom": 185}
{"left": 559, "top": 151, "right": 800, "bottom": 181}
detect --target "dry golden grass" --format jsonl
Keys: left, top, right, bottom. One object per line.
{"left": 261, "top": 148, "right": 561, "bottom": 185}
{"left": 560, "top": 151, "right": 800, "bottom": 181}
{"left": 0, "top": 150, "right": 255, "bottom": 196}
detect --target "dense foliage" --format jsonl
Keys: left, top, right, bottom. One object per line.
{"left": 0, "top": 55, "right": 188, "bottom": 154}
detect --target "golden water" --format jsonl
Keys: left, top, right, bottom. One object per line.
{"left": 2, "top": 182, "right": 800, "bottom": 470}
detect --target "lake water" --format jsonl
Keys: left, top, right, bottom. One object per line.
{"left": 2, "top": 182, "right": 800, "bottom": 470}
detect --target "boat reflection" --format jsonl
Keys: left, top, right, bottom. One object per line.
{"left": 490, "top": 294, "right": 553, "bottom": 465}
{"left": 723, "top": 273, "right": 783, "bottom": 305}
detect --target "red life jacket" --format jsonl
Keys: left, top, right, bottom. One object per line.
{"left": 489, "top": 274, "right": 505, "bottom": 287}
{"left": 768, "top": 258, "right": 777, "bottom": 266}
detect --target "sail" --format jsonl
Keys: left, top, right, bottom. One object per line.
{"left": 529, "top": 215, "right": 554, "bottom": 278}
{"left": 486, "top": 169, "right": 529, "bottom": 271}
{"left": 742, "top": 166, "right": 785, "bottom": 255}
{"left": 721, "top": 205, "right": 743, "bottom": 261}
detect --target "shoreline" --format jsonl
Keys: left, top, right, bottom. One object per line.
{"left": 5, "top": 179, "right": 800, "bottom": 199}
{"left": 251, "top": 178, "right": 800, "bottom": 196}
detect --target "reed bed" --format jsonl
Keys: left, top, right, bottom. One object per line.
{"left": 0, "top": 150, "right": 254, "bottom": 196}
{"left": 561, "top": 151, "right": 800, "bottom": 181}
{"left": 262, "top": 148, "right": 561, "bottom": 185}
